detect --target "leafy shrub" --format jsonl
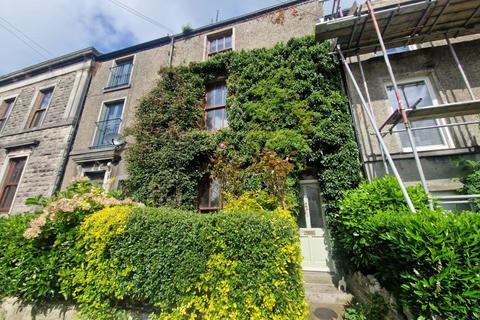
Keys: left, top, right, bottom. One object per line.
{"left": 103, "top": 207, "right": 307, "bottom": 319}
{"left": 344, "top": 295, "right": 387, "bottom": 320}
{"left": 0, "top": 178, "right": 139, "bottom": 303}
{"left": 336, "top": 176, "right": 480, "bottom": 319}
{"left": 459, "top": 160, "right": 480, "bottom": 210}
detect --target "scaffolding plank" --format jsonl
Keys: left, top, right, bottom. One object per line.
{"left": 317, "top": 0, "right": 480, "bottom": 56}
{"left": 380, "top": 100, "right": 480, "bottom": 130}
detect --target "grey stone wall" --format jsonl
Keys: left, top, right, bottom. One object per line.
{"left": 62, "top": 0, "right": 322, "bottom": 189}
{"left": 0, "top": 62, "right": 91, "bottom": 214}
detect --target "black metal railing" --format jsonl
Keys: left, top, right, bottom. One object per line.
{"left": 106, "top": 63, "right": 132, "bottom": 89}
{"left": 93, "top": 118, "right": 122, "bottom": 147}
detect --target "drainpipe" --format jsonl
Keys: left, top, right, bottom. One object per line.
{"left": 52, "top": 60, "right": 94, "bottom": 192}
{"left": 168, "top": 36, "right": 175, "bottom": 67}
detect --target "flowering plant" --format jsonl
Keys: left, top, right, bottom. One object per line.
{"left": 24, "top": 177, "right": 140, "bottom": 240}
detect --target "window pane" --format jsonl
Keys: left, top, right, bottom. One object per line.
{"left": 108, "top": 59, "right": 133, "bottom": 88}
{"left": 386, "top": 81, "right": 445, "bottom": 148}
{"left": 217, "top": 37, "right": 225, "bottom": 51}
{"left": 39, "top": 89, "right": 53, "bottom": 110}
{"left": 0, "top": 186, "right": 16, "bottom": 210}
{"left": 225, "top": 35, "right": 232, "bottom": 50}
{"left": 10, "top": 158, "right": 26, "bottom": 184}
{"left": 210, "top": 180, "right": 221, "bottom": 208}
{"left": 199, "top": 181, "right": 210, "bottom": 208}
{"left": 207, "top": 87, "right": 214, "bottom": 107}
{"left": 30, "top": 110, "right": 45, "bottom": 128}
{"left": 209, "top": 39, "right": 217, "bottom": 53}
{"left": 206, "top": 110, "right": 215, "bottom": 131}
{"left": 95, "top": 101, "right": 124, "bottom": 147}
{"left": 214, "top": 85, "right": 223, "bottom": 106}
{"left": 84, "top": 171, "right": 106, "bottom": 185}
{"left": 214, "top": 108, "right": 223, "bottom": 130}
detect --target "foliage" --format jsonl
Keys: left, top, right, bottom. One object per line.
{"left": 1, "top": 201, "right": 306, "bottom": 319}
{"left": 459, "top": 160, "right": 480, "bottom": 210}
{"left": 337, "top": 176, "right": 480, "bottom": 319}
{"left": 0, "top": 178, "right": 139, "bottom": 303}
{"left": 68, "top": 206, "right": 134, "bottom": 319}
{"left": 126, "top": 36, "right": 361, "bottom": 213}
{"left": 344, "top": 295, "right": 388, "bottom": 320}
{"left": 106, "top": 207, "right": 307, "bottom": 319}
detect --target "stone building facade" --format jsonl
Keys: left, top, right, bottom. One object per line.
{"left": 345, "top": 36, "right": 480, "bottom": 210}
{"left": 0, "top": 48, "right": 97, "bottom": 214}
{"left": 61, "top": 0, "right": 322, "bottom": 192}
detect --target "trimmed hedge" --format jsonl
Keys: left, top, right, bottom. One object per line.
{"left": 335, "top": 176, "right": 480, "bottom": 319}
{"left": 0, "top": 205, "right": 306, "bottom": 319}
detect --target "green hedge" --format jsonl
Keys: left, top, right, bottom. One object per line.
{"left": 0, "top": 205, "right": 306, "bottom": 319}
{"left": 335, "top": 176, "right": 480, "bottom": 319}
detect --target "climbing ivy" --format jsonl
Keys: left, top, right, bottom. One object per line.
{"left": 126, "top": 36, "right": 362, "bottom": 213}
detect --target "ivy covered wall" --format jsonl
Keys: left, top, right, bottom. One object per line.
{"left": 125, "top": 36, "right": 361, "bottom": 214}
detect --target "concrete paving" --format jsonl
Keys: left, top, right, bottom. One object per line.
{"left": 304, "top": 271, "right": 353, "bottom": 320}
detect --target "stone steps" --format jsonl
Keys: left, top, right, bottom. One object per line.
{"left": 304, "top": 271, "right": 353, "bottom": 320}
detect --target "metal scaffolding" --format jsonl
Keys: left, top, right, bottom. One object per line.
{"left": 316, "top": 0, "right": 480, "bottom": 212}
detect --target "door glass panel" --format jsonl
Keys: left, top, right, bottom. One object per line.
{"left": 298, "top": 183, "right": 323, "bottom": 228}
{"left": 305, "top": 185, "right": 323, "bottom": 228}
{"left": 386, "top": 81, "right": 445, "bottom": 148}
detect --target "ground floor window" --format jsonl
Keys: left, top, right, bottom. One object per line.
{"left": 84, "top": 170, "right": 107, "bottom": 186}
{"left": 0, "top": 157, "right": 27, "bottom": 213}
{"left": 198, "top": 179, "right": 221, "bottom": 212}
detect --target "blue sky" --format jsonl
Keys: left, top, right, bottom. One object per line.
{"left": 0, "top": 0, "right": 355, "bottom": 75}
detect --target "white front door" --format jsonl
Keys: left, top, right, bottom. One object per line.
{"left": 298, "top": 181, "right": 332, "bottom": 272}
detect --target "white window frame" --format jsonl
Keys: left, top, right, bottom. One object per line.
{"left": 81, "top": 168, "right": 108, "bottom": 190}
{"left": 384, "top": 76, "right": 454, "bottom": 152}
{"left": 24, "top": 84, "right": 57, "bottom": 129}
{"left": 203, "top": 27, "right": 235, "bottom": 60}
{"left": 0, "top": 94, "right": 18, "bottom": 133}
{"left": 90, "top": 97, "right": 126, "bottom": 148}
{"left": 105, "top": 55, "right": 135, "bottom": 90}
{"left": 0, "top": 151, "right": 31, "bottom": 215}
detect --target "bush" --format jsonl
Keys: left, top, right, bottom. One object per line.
{"left": 459, "top": 160, "right": 480, "bottom": 210}
{"left": 1, "top": 202, "right": 306, "bottom": 319}
{"left": 336, "top": 176, "right": 480, "bottom": 319}
{"left": 76, "top": 207, "right": 307, "bottom": 319}
{"left": 0, "top": 178, "right": 138, "bottom": 303}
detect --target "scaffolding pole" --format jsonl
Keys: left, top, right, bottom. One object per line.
{"left": 366, "top": 0, "right": 433, "bottom": 210}
{"left": 357, "top": 54, "right": 390, "bottom": 174}
{"left": 337, "top": 47, "right": 416, "bottom": 213}
{"left": 444, "top": 34, "right": 476, "bottom": 100}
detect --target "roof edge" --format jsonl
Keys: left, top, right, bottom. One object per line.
{"left": 99, "top": 0, "right": 317, "bottom": 60}
{"left": 0, "top": 47, "right": 100, "bottom": 86}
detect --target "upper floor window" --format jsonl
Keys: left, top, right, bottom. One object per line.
{"left": 205, "top": 82, "right": 228, "bottom": 131}
{"left": 207, "top": 30, "right": 233, "bottom": 56}
{"left": 106, "top": 57, "right": 133, "bottom": 89}
{"left": 0, "top": 157, "right": 26, "bottom": 213}
{"left": 386, "top": 80, "right": 451, "bottom": 151}
{"left": 28, "top": 87, "right": 53, "bottom": 128}
{"left": 0, "top": 98, "right": 15, "bottom": 132}
{"left": 93, "top": 100, "right": 124, "bottom": 148}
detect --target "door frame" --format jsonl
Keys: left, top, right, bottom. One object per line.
{"left": 298, "top": 180, "right": 336, "bottom": 273}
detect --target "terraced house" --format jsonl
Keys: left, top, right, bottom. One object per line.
{"left": 61, "top": 0, "right": 322, "bottom": 191}
{"left": 0, "top": 49, "right": 97, "bottom": 214}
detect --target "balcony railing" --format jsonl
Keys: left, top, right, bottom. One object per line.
{"left": 93, "top": 118, "right": 122, "bottom": 148}
{"left": 105, "top": 63, "right": 132, "bottom": 89}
